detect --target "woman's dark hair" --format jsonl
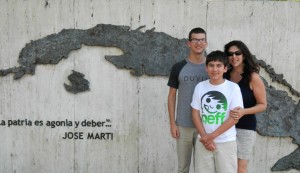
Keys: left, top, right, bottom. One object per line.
{"left": 224, "top": 40, "right": 259, "bottom": 83}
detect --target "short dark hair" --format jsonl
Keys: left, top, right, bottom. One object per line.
{"left": 188, "top": 28, "right": 206, "bottom": 41}
{"left": 206, "top": 50, "right": 228, "bottom": 67}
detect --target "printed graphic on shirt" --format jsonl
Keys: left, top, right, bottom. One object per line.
{"left": 201, "top": 91, "right": 228, "bottom": 125}
{"left": 183, "top": 75, "right": 208, "bottom": 82}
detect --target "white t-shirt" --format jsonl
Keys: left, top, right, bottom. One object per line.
{"left": 191, "top": 79, "right": 244, "bottom": 143}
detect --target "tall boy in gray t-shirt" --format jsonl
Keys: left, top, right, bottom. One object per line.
{"left": 167, "top": 27, "right": 209, "bottom": 173}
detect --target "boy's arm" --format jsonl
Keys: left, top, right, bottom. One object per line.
{"left": 192, "top": 108, "right": 217, "bottom": 151}
{"left": 200, "top": 118, "right": 238, "bottom": 146}
{"left": 191, "top": 108, "right": 207, "bottom": 137}
{"left": 168, "top": 87, "right": 179, "bottom": 139}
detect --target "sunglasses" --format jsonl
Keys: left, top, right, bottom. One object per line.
{"left": 227, "top": 51, "right": 242, "bottom": 56}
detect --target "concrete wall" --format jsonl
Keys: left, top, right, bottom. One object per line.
{"left": 0, "top": 0, "right": 299, "bottom": 173}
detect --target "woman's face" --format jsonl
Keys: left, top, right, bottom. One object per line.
{"left": 228, "top": 45, "right": 244, "bottom": 68}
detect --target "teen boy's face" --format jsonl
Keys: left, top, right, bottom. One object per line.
{"left": 206, "top": 61, "right": 227, "bottom": 84}
{"left": 187, "top": 33, "right": 207, "bottom": 54}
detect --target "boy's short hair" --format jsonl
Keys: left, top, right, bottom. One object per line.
{"left": 206, "top": 50, "right": 228, "bottom": 67}
{"left": 188, "top": 28, "right": 206, "bottom": 41}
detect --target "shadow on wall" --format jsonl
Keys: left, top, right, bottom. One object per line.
{"left": 0, "top": 24, "right": 299, "bottom": 171}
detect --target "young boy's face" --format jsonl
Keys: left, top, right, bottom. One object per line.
{"left": 206, "top": 60, "right": 227, "bottom": 83}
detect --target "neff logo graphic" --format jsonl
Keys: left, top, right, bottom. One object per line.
{"left": 201, "top": 91, "right": 228, "bottom": 125}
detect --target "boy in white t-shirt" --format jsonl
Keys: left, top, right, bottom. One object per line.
{"left": 191, "top": 50, "right": 244, "bottom": 173}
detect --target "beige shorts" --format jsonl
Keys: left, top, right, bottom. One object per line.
{"left": 236, "top": 128, "right": 256, "bottom": 160}
{"left": 176, "top": 126, "right": 198, "bottom": 173}
{"left": 194, "top": 140, "right": 237, "bottom": 173}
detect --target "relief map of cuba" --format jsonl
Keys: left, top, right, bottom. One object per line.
{"left": 0, "top": 24, "right": 299, "bottom": 171}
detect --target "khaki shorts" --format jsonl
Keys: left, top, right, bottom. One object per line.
{"left": 236, "top": 128, "right": 256, "bottom": 160}
{"left": 195, "top": 140, "right": 237, "bottom": 173}
{"left": 176, "top": 126, "right": 198, "bottom": 173}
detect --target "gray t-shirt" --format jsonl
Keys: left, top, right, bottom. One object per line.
{"left": 168, "top": 59, "right": 209, "bottom": 128}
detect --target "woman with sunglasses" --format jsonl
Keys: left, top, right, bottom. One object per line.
{"left": 224, "top": 40, "right": 267, "bottom": 173}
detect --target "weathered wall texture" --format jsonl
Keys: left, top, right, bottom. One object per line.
{"left": 0, "top": 0, "right": 300, "bottom": 173}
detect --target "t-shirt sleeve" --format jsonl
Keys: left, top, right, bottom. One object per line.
{"left": 230, "top": 84, "right": 244, "bottom": 109}
{"left": 167, "top": 60, "right": 186, "bottom": 89}
{"left": 167, "top": 65, "right": 179, "bottom": 88}
{"left": 191, "top": 85, "right": 201, "bottom": 110}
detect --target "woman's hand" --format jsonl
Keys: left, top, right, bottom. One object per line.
{"left": 230, "top": 106, "right": 244, "bottom": 120}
